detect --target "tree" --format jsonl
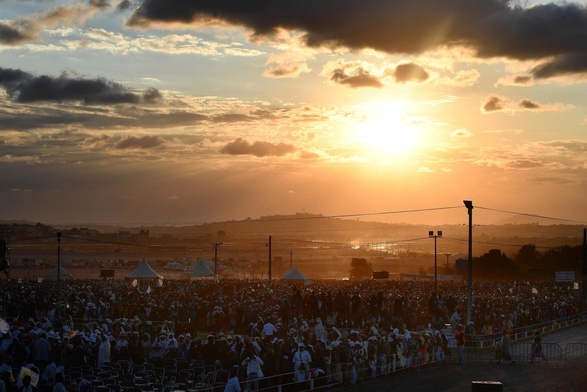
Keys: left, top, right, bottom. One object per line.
{"left": 349, "top": 258, "right": 373, "bottom": 280}
{"left": 514, "top": 244, "right": 539, "bottom": 270}
{"left": 474, "top": 249, "right": 520, "bottom": 280}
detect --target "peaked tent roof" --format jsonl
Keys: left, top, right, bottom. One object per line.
{"left": 44, "top": 265, "right": 72, "bottom": 280}
{"left": 281, "top": 266, "right": 310, "bottom": 281}
{"left": 189, "top": 259, "right": 214, "bottom": 278}
{"left": 126, "top": 259, "right": 163, "bottom": 280}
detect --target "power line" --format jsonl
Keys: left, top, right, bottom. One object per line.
{"left": 245, "top": 206, "right": 464, "bottom": 222}
{"left": 477, "top": 206, "right": 587, "bottom": 225}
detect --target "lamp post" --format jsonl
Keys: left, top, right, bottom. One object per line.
{"left": 266, "top": 236, "right": 272, "bottom": 282}
{"left": 429, "top": 230, "right": 442, "bottom": 291}
{"left": 463, "top": 200, "right": 474, "bottom": 324}
{"left": 211, "top": 242, "right": 223, "bottom": 276}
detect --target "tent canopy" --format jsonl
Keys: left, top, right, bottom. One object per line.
{"left": 281, "top": 266, "right": 310, "bottom": 281}
{"left": 125, "top": 259, "right": 163, "bottom": 280}
{"left": 44, "top": 265, "right": 72, "bottom": 280}
{"left": 189, "top": 259, "right": 214, "bottom": 279}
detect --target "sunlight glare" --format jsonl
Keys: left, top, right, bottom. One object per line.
{"left": 353, "top": 101, "right": 421, "bottom": 156}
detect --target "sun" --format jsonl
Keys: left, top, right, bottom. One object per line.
{"left": 352, "top": 101, "right": 422, "bottom": 156}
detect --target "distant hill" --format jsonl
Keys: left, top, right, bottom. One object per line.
{"left": 493, "top": 214, "right": 562, "bottom": 225}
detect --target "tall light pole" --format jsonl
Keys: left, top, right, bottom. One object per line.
{"left": 463, "top": 200, "right": 474, "bottom": 324}
{"left": 429, "top": 231, "right": 442, "bottom": 290}
{"left": 266, "top": 236, "right": 272, "bottom": 282}
{"left": 211, "top": 242, "right": 223, "bottom": 276}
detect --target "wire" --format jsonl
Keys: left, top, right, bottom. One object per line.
{"left": 247, "top": 206, "right": 463, "bottom": 222}
{"left": 476, "top": 206, "right": 587, "bottom": 225}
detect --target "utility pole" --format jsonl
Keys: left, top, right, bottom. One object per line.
{"left": 463, "top": 200, "right": 474, "bottom": 324}
{"left": 429, "top": 231, "right": 442, "bottom": 291}
{"left": 211, "top": 242, "right": 223, "bottom": 276}
{"left": 57, "top": 231, "right": 62, "bottom": 281}
{"left": 444, "top": 253, "right": 452, "bottom": 271}
{"left": 266, "top": 236, "right": 272, "bottom": 282}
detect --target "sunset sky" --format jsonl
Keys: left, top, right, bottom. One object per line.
{"left": 1, "top": 0, "right": 587, "bottom": 226}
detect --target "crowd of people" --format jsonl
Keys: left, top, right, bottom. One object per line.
{"left": 0, "top": 278, "right": 582, "bottom": 391}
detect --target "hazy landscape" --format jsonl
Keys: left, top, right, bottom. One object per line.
{"left": 2, "top": 212, "right": 584, "bottom": 281}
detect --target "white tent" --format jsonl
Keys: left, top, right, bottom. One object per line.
{"left": 44, "top": 265, "right": 72, "bottom": 280}
{"left": 189, "top": 259, "right": 214, "bottom": 279}
{"left": 281, "top": 267, "right": 310, "bottom": 283}
{"left": 125, "top": 259, "right": 163, "bottom": 284}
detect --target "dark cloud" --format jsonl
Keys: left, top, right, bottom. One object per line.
{"left": 143, "top": 87, "right": 163, "bottom": 104}
{"left": 0, "top": 67, "right": 150, "bottom": 105}
{"left": 220, "top": 137, "right": 297, "bottom": 157}
{"left": 531, "top": 53, "right": 587, "bottom": 79}
{"left": 128, "top": 0, "right": 587, "bottom": 75}
{"left": 0, "top": 21, "right": 36, "bottom": 45}
{"left": 117, "top": 0, "right": 133, "bottom": 11}
{"left": 116, "top": 135, "right": 166, "bottom": 149}
{"left": 481, "top": 95, "right": 505, "bottom": 113}
{"left": 518, "top": 99, "right": 540, "bottom": 109}
{"left": 330, "top": 69, "right": 382, "bottom": 88}
{"left": 513, "top": 75, "right": 533, "bottom": 85}
{"left": 89, "top": 0, "right": 111, "bottom": 9}
{"left": 0, "top": 99, "right": 207, "bottom": 132}
{"left": 393, "top": 63, "right": 429, "bottom": 83}
{"left": 481, "top": 95, "right": 562, "bottom": 113}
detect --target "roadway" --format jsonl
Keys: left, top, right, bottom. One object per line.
{"left": 339, "top": 323, "right": 587, "bottom": 392}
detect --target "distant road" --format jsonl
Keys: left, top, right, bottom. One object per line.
{"left": 341, "top": 323, "right": 587, "bottom": 392}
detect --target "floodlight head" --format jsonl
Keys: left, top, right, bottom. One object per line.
{"left": 463, "top": 200, "right": 473, "bottom": 209}
{"left": 429, "top": 231, "right": 434, "bottom": 237}
{"left": 437, "top": 231, "right": 442, "bottom": 237}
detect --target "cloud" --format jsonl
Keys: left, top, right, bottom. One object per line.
{"left": 127, "top": 0, "right": 587, "bottom": 76}
{"left": 0, "top": 21, "right": 37, "bottom": 45}
{"left": 496, "top": 74, "right": 534, "bottom": 86}
{"left": 212, "top": 113, "right": 252, "bottom": 123}
{"left": 393, "top": 62, "right": 429, "bottom": 83}
{"left": 531, "top": 53, "right": 587, "bottom": 80}
{"left": 506, "top": 159, "right": 544, "bottom": 169}
{"left": 117, "top": 0, "right": 133, "bottom": 12}
{"left": 451, "top": 128, "right": 471, "bottom": 138}
{"left": 264, "top": 63, "right": 311, "bottom": 78}
{"left": 480, "top": 94, "right": 574, "bottom": 114}
{"left": 116, "top": 135, "right": 166, "bottom": 149}
{"left": 220, "top": 137, "right": 297, "bottom": 157}
{"left": 0, "top": 67, "right": 154, "bottom": 105}
{"left": 518, "top": 99, "right": 539, "bottom": 109}
{"left": 143, "top": 87, "right": 163, "bottom": 104}
{"left": 263, "top": 50, "right": 313, "bottom": 79}
{"left": 321, "top": 60, "right": 383, "bottom": 88}
{"left": 481, "top": 95, "right": 506, "bottom": 113}
{"left": 89, "top": 0, "right": 112, "bottom": 10}
{"left": 0, "top": 3, "right": 105, "bottom": 46}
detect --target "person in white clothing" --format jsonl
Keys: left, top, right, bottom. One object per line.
{"left": 223, "top": 366, "right": 241, "bottom": 392}
{"left": 241, "top": 350, "right": 264, "bottom": 392}
{"left": 262, "top": 321, "right": 278, "bottom": 338}
{"left": 293, "top": 343, "right": 312, "bottom": 383}
{"left": 98, "top": 334, "right": 111, "bottom": 368}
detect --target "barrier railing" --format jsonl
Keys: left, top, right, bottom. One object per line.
{"left": 461, "top": 311, "right": 587, "bottom": 350}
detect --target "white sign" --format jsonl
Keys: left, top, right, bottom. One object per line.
{"left": 555, "top": 271, "right": 575, "bottom": 282}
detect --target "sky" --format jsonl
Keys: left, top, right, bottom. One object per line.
{"left": 1, "top": 0, "right": 587, "bottom": 226}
